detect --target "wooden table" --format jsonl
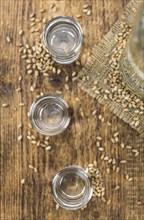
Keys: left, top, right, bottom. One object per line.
{"left": 1, "top": 0, "right": 144, "bottom": 220}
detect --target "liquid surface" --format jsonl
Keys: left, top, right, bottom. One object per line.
{"left": 39, "top": 103, "right": 63, "bottom": 127}
{"left": 48, "top": 24, "right": 79, "bottom": 54}
{"left": 61, "top": 173, "right": 85, "bottom": 196}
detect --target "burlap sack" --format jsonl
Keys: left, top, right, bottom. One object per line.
{"left": 78, "top": 0, "right": 144, "bottom": 134}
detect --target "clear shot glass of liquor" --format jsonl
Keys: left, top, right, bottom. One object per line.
{"left": 52, "top": 166, "right": 93, "bottom": 210}
{"left": 43, "top": 16, "right": 84, "bottom": 64}
{"left": 29, "top": 94, "right": 71, "bottom": 136}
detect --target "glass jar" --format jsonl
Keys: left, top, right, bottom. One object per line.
{"left": 29, "top": 94, "right": 71, "bottom": 136}
{"left": 120, "top": 7, "right": 144, "bottom": 98}
{"left": 52, "top": 166, "right": 93, "bottom": 210}
{"left": 43, "top": 16, "right": 84, "bottom": 64}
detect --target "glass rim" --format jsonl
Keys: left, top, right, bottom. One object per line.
{"left": 42, "top": 16, "right": 84, "bottom": 58}
{"left": 52, "top": 165, "right": 93, "bottom": 210}
{"left": 29, "top": 94, "right": 71, "bottom": 136}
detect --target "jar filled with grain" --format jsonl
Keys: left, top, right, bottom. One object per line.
{"left": 120, "top": 7, "right": 144, "bottom": 98}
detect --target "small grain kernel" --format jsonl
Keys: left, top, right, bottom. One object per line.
{"left": 88, "top": 164, "right": 94, "bottom": 168}
{"left": 72, "top": 71, "right": 77, "bottom": 77}
{"left": 101, "top": 117, "right": 104, "bottom": 122}
{"left": 57, "top": 69, "right": 61, "bottom": 74}
{"left": 18, "top": 135, "right": 23, "bottom": 141}
{"left": 37, "top": 141, "right": 40, "bottom": 147}
{"left": 41, "top": 143, "right": 46, "bottom": 148}
{"left": 116, "top": 167, "right": 120, "bottom": 173}
{"left": 56, "top": 203, "right": 59, "bottom": 210}
{"left": 111, "top": 138, "right": 115, "bottom": 143}
{"left": 98, "top": 147, "right": 104, "bottom": 152}
{"left": 52, "top": 67, "right": 56, "bottom": 74}
{"left": 101, "top": 197, "right": 106, "bottom": 203}
{"left": 87, "top": 10, "right": 91, "bottom": 16}
{"left": 27, "top": 69, "right": 33, "bottom": 74}
{"left": 2, "top": 103, "right": 9, "bottom": 107}
{"left": 31, "top": 140, "right": 36, "bottom": 144}
{"left": 76, "top": 97, "right": 80, "bottom": 102}
{"left": 104, "top": 156, "right": 109, "bottom": 161}
{"left": 113, "top": 165, "right": 116, "bottom": 171}
{"left": 72, "top": 76, "right": 78, "bottom": 82}
{"left": 132, "top": 7, "right": 137, "bottom": 12}
{"left": 19, "top": 29, "right": 24, "bottom": 35}
{"left": 95, "top": 90, "right": 100, "bottom": 94}
{"left": 43, "top": 73, "right": 49, "bottom": 77}
{"left": 31, "top": 135, "right": 36, "bottom": 140}
{"left": 107, "top": 199, "right": 111, "bottom": 206}
{"left": 113, "top": 132, "right": 119, "bottom": 137}
{"left": 106, "top": 168, "right": 110, "bottom": 174}
{"left": 30, "top": 17, "right": 35, "bottom": 22}
{"left": 126, "top": 174, "right": 129, "bottom": 180}
{"left": 96, "top": 136, "right": 102, "bottom": 141}
{"left": 18, "top": 123, "right": 22, "bottom": 128}
{"left": 135, "top": 120, "right": 140, "bottom": 127}
{"left": 92, "top": 110, "right": 97, "bottom": 115}
{"left": 19, "top": 103, "right": 24, "bottom": 107}
{"left": 45, "top": 136, "right": 50, "bottom": 141}
{"left": 6, "top": 36, "right": 11, "bottom": 43}
{"left": 34, "top": 167, "right": 37, "bottom": 172}
{"left": 65, "top": 84, "right": 69, "bottom": 90}
{"left": 44, "top": 141, "right": 49, "bottom": 145}
{"left": 83, "top": 4, "right": 89, "bottom": 8}
{"left": 98, "top": 114, "right": 103, "bottom": 120}
{"left": 40, "top": 9, "right": 45, "bottom": 13}
{"left": 96, "top": 141, "right": 100, "bottom": 147}
{"left": 134, "top": 151, "right": 139, "bottom": 157}
{"left": 30, "top": 86, "right": 34, "bottom": 92}
{"left": 120, "top": 142, "right": 125, "bottom": 149}
{"left": 114, "top": 137, "right": 119, "bottom": 143}
{"left": 16, "top": 87, "right": 21, "bottom": 92}
{"left": 108, "top": 159, "right": 112, "bottom": 164}
{"left": 26, "top": 59, "right": 31, "bottom": 64}
{"left": 120, "top": 160, "right": 127, "bottom": 164}
{"left": 105, "top": 53, "right": 110, "bottom": 58}
{"left": 76, "top": 14, "right": 81, "bottom": 18}
{"left": 19, "top": 76, "right": 22, "bottom": 81}
{"left": 29, "top": 165, "right": 34, "bottom": 169}
{"left": 93, "top": 160, "right": 97, "bottom": 166}
{"left": 56, "top": 90, "right": 62, "bottom": 95}
{"left": 115, "top": 186, "right": 120, "bottom": 190}
{"left": 30, "top": 13, "right": 35, "bottom": 18}
{"left": 112, "top": 159, "right": 116, "bottom": 165}
{"left": 65, "top": 76, "right": 69, "bottom": 82}
{"left": 45, "top": 146, "right": 51, "bottom": 151}
{"left": 83, "top": 8, "right": 88, "bottom": 13}
{"left": 131, "top": 149, "right": 138, "bottom": 153}
{"left": 43, "top": 18, "right": 47, "bottom": 24}
{"left": 128, "top": 177, "right": 133, "bottom": 182}
{"left": 27, "top": 135, "right": 31, "bottom": 140}
{"left": 126, "top": 145, "right": 132, "bottom": 149}
{"left": 21, "top": 179, "right": 25, "bottom": 184}
{"left": 76, "top": 61, "right": 81, "bottom": 65}
{"left": 107, "top": 122, "right": 111, "bottom": 126}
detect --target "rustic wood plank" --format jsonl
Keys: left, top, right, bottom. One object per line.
{"left": 0, "top": 0, "right": 144, "bottom": 220}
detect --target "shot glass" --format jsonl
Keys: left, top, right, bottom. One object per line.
{"left": 52, "top": 166, "right": 93, "bottom": 210}
{"left": 29, "top": 94, "right": 71, "bottom": 136}
{"left": 43, "top": 16, "right": 84, "bottom": 64}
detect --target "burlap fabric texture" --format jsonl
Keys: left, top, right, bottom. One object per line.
{"left": 78, "top": 0, "right": 144, "bottom": 134}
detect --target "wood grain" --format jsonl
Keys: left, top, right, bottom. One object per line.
{"left": 0, "top": 0, "right": 144, "bottom": 220}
